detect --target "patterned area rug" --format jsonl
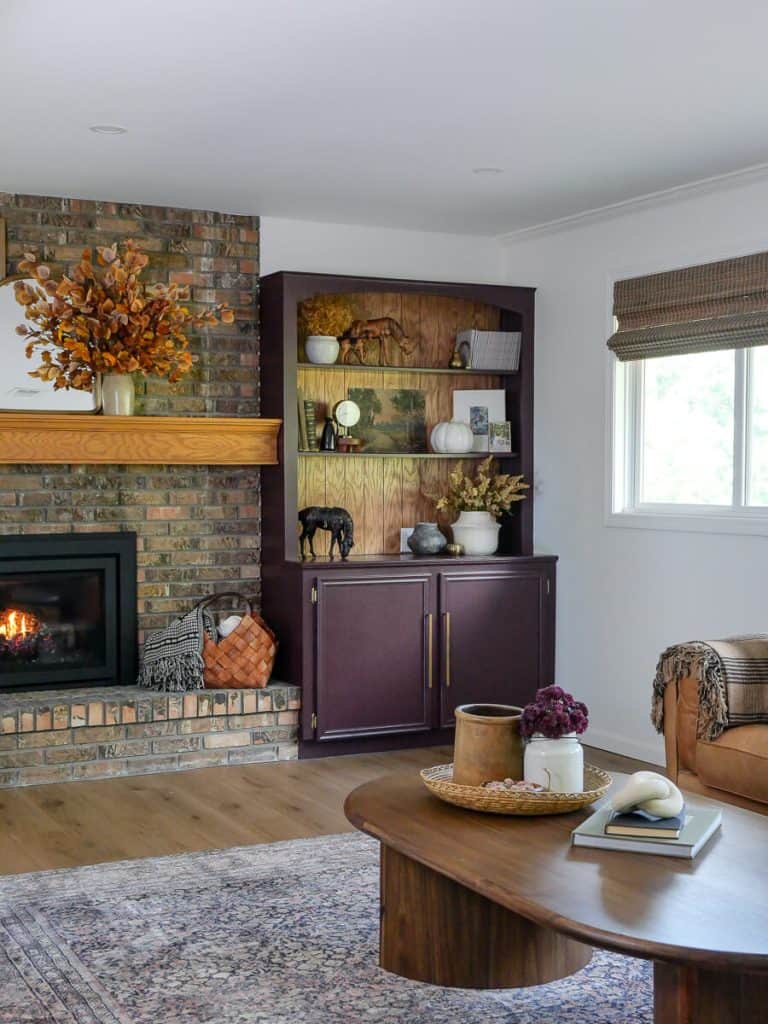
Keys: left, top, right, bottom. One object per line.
{"left": 0, "top": 832, "right": 652, "bottom": 1023}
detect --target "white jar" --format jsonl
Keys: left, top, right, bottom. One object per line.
{"left": 305, "top": 335, "right": 340, "bottom": 364}
{"left": 450, "top": 510, "right": 500, "bottom": 555}
{"left": 523, "top": 733, "right": 583, "bottom": 793}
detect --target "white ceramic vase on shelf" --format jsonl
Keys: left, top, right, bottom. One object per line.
{"left": 450, "top": 510, "right": 500, "bottom": 555}
{"left": 523, "top": 733, "right": 584, "bottom": 793}
{"left": 100, "top": 373, "right": 135, "bottom": 416}
{"left": 305, "top": 335, "right": 340, "bottom": 365}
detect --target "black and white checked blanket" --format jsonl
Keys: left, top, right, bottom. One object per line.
{"left": 137, "top": 604, "right": 216, "bottom": 691}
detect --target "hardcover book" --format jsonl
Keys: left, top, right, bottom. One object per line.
{"left": 572, "top": 806, "right": 721, "bottom": 859}
{"left": 605, "top": 809, "right": 685, "bottom": 839}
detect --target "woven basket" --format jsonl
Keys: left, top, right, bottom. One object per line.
{"left": 200, "top": 592, "right": 277, "bottom": 690}
{"left": 420, "top": 763, "right": 612, "bottom": 816}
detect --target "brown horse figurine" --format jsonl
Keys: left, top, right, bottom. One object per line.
{"left": 339, "top": 317, "right": 417, "bottom": 366}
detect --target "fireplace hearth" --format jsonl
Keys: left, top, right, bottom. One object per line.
{"left": 0, "top": 533, "right": 136, "bottom": 691}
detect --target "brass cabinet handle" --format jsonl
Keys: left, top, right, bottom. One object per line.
{"left": 426, "top": 613, "right": 433, "bottom": 689}
{"left": 444, "top": 611, "right": 451, "bottom": 687}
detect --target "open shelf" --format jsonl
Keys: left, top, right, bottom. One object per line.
{"left": 297, "top": 362, "right": 518, "bottom": 376}
{"left": 298, "top": 450, "right": 518, "bottom": 459}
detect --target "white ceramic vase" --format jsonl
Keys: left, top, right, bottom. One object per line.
{"left": 450, "top": 510, "right": 500, "bottom": 555}
{"left": 100, "top": 373, "right": 135, "bottom": 416}
{"left": 305, "top": 335, "right": 340, "bottom": 365}
{"left": 523, "top": 734, "right": 584, "bottom": 793}
{"left": 430, "top": 420, "right": 474, "bottom": 454}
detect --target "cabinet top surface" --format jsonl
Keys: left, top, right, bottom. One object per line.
{"left": 279, "top": 553, "right": 557, "bottom": 570}
{"left": 345, "top": 772, "right": 768, "bottom": 970}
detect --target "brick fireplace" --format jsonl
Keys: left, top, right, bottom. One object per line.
{"left": 0, "top": 193, "right": 299, "bottom": 785}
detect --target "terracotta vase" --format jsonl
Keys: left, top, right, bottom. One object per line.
{"left": 453, "top": 703, "right": 523, "bottom": 787}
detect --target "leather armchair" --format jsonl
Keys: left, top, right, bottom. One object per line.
{"left": 663, "top": 674, "right": 768, "bottom": 813}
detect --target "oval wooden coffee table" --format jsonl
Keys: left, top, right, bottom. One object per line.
{"left": 345, "top": 771, "right": 768, "bottom": 1023}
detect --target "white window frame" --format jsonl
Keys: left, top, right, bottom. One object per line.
{"left": 607, "top": 329, "right": 768, "bottom": 538}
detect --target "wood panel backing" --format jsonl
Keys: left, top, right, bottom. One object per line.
{"left": 294, "top": 292, "right": 510, "bottom": 556}
{"left": 296, "top": 455, "right": 485, "bottom": 556}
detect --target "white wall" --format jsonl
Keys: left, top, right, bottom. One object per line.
{"left": 260, "top": 216, "right": 505, "bottom": 283}
{"left": 502, "top": 177, "right": 768, "bottom": 763}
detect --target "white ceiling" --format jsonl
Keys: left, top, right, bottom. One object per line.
{"left": 4, "top": 0, "right": 768, "bottom": 236}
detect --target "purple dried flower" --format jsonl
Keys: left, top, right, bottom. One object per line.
{"left": 519, "top": 685, "right": 589, "bottom": 739}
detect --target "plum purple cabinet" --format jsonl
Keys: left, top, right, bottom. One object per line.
{"left": 314, "top": 573, "right": 434, "bottom": 741}
{"left": 281, "top": 556, "right": 556, "bottom": 756}
{"left": 438, "top": 570, "right": 552, "bottom": 727}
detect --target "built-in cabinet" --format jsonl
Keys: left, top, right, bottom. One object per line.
{"left": 259, "top": 271, "right": 557, "bottom": 758}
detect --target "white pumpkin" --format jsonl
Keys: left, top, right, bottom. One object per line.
{"left": 430, "top": 420, "right": 474, "bottom": 454}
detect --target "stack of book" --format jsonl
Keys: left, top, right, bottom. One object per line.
{"left": 456, "top": 329, "right": 522, "bottom": 371}
{"left": 571, "top": 805, "right": 722, "bottom": 859}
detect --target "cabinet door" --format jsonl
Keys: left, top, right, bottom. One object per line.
{"left": 439, "top": 570, "right": 552, "bottom": 726}
{"left": 315, "top": 573, "right": 434, "bottom": 741}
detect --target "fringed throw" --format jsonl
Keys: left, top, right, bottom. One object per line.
{"left": 137, "top": 605, "right": 217, "bottom": 692}
{"left": 652, "top": 634, "right": 768, "bottom": 741}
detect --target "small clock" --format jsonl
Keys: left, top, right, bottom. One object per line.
{"left": 333, "top": 400, "right": 361, "bottom": 433}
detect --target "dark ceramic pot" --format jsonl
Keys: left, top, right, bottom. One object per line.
{"left": 407, "top": 522, "right": 447, "bottom": 555}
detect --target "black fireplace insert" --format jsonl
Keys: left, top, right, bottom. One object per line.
{"left": 0, "top": 532, "right": 136, "bottom": 691}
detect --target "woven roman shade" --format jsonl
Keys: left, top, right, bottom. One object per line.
{"left": 608, "top": 251, "right": 768, "bottom": 361}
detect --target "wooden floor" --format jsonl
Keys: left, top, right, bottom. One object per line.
{"left": 0, "top": 744, "right": 655, "bottom": 876}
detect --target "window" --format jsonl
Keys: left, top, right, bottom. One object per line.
{"left": 608, "top": 250, "right": 768, "bottom": 532}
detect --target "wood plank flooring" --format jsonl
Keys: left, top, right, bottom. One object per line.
{"left": 0, "top": 744, "right": 655, "bottom": 876}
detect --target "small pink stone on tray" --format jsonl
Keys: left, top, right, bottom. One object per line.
{"left": 483, "top": 779, "right": 545, "bottom": 793}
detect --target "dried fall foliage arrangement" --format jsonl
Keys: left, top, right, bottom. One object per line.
{"left": 433, "top": 456, "right": 529, "bottom": 519}
{"left": 14, "top": 240, "right": 234, "bottom": 391}
{"left": 297, "top": 293, "right": 354, "bottom": 340}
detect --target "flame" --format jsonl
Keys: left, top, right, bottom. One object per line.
{"left": 0, "top": 609, "right": 41, "bottom": 641}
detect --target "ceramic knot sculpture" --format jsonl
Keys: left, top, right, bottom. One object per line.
{"left": 610, "top": 770, "right": 684, "bottom": 819}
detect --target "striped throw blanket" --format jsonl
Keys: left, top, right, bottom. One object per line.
{"left": 652, "top": 635, "right": 768, "bottom": 741}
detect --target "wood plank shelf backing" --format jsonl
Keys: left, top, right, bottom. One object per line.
{"left": 0, "top": 413, "right": 282, "bottom": 465}
{"left": 297, "top": 453, "right": 500, "bottom": 557}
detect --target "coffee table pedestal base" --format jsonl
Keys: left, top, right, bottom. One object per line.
{"left": 379, "top": 845, "right": 592, "bottom": 989}
{"left": 654, "top": 962, "right": 768, "bottom": 1024}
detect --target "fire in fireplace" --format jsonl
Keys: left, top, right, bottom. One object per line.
{"left": 0, "top": 533, "right": 136, "bottom": 691}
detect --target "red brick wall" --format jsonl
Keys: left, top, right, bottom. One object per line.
{"left": 0, "top": 193, "right": 262, "bottom": 642}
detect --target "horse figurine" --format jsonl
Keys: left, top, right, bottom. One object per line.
{"left": 339, "top": 317, "right": 417, "bottom": 366}
{"left": 298, "top": 506, "right": 355, "bottom": 560}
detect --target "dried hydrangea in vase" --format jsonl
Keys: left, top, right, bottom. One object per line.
{"left": 432, "top": 456, "right": 529, "bottom": 555}
{"left": 520, "top": 686, "right": 589, "bottom": 794}
{"left": 14, "top": 240, "right": 234, "bottom": 414}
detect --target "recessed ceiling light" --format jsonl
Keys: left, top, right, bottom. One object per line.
{"left": 472, "top": 167, "right": 504, "bottom": 175}
{"left": 89, "top": 124, "right": 127, "bottom": 135}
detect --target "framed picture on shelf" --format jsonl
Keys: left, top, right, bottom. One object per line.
{"left": 348, "top": 386, "right": 427, "bottom": 453}
{"left": 452, "top": 389, "right": 506, "bottom": 452}
{"left": 400, "top": 527, "right": 415, "bottom": 553}
{"left": 489, "top": 421, "right": 512, "bottom": 453}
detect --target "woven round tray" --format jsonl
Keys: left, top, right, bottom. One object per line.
{"left": 420, "top": 763, "right": 612, "bottom": 816}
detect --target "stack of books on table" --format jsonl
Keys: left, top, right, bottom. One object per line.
{"left": 456, "top": 329, "right": 521, "bottom": 371}
{"left": 571, "top": 805, "right": 722, "bottom": 859}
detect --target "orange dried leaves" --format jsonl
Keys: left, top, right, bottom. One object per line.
{"left": 15, "top": 240, "right": 233, "bottom": 391}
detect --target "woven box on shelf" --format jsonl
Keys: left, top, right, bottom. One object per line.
{"left": 199, "top": 593, "right": 278, "bottom": 689}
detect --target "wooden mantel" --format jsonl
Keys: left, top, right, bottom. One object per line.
{"left": 0, "top": 413, "right": 282, "bottom": 465}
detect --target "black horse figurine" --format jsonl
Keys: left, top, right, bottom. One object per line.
{"left": 299, "top": 506, "right": 355, "bottom": 560}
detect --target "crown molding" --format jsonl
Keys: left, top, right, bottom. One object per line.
{"left": 497, "top": 161, "right": 768, "bottom": 244}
